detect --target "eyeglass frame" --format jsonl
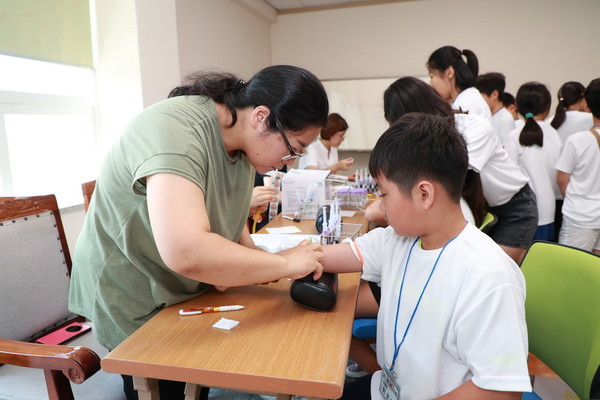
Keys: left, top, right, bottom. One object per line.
{"left": 274, "top": 117, "right": 305, "bottom": 161}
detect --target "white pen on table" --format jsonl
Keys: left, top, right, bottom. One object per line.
{"left": 179, "top": 305, "right": 244, "bottom": 316}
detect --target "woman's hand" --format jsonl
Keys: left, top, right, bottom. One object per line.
{"left": 248, "top": 186, "right": 278, "bottom": 218}
{"left": 335, "top": 157, "right": 354, "bottom": 172}
{"left": 277, "top": 240, "right": 324, "bottom": 280}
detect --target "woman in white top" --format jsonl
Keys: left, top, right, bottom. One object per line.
{"left": 427, "top": 45, "right": 492, "bottom": 120}
{"left": 550, "top": 81, "right": 593, "bottom": 143}
{"left": 505, "top": 82, "right": 562, "bottom": 241}
{"left": 299, "top": 113, "right": 354, "bottom": 173}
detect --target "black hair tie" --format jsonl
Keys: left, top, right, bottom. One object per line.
{"left": 234, "top": 79, "right": 246, "bottom": 92}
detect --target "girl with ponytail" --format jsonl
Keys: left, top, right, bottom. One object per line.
{"left": 427, "top": 45, "right": 492, "bottom": 120}
{"left": 550, "top": 81, "right": 593, "bottom": 142}
{"left": 504, "top": 82, "right": 562, "bottom": 241}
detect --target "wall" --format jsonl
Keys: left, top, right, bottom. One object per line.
{"left": 271, "top": 0, "right": 600, "bottom": 104}
{"left": 175, "top": 0, "right": 273, "bottom": 80}
{"left": 62, "top": 0, "right": 274, "bottom": 250}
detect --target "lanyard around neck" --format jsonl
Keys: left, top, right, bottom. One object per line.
{"left": 390, "top": 234, "right": 459, "bottom": 370}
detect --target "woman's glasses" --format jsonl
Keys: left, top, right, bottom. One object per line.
{"left": 275, "top": 118, "right": 305, "bottom": 161}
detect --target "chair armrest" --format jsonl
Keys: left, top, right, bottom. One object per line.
{"left": 0, "top": 337, "right": 101, "bottom": 384}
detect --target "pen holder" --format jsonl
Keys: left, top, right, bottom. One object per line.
{"left": 290, "top": 273, "right": 338, "bottom": 312}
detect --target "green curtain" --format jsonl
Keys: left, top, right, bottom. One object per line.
{"left": 0, "top": 0, "right": 92, "bottom": 67}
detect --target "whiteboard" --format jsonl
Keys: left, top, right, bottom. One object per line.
{"left": 322, "top": 76, "right": 429, "bottom": 150}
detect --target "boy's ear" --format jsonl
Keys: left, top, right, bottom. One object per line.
{"left": 416, "top": 180, "right": 435, "bottom": 210}
{"left": 491, "top": 89, "right": 499, "bottom": 101}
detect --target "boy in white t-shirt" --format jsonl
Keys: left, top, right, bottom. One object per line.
{"left": 323, "top": 113, "right": 531, "bottom": 400}
{"left": 476, "top": 72, "right": 516, "bottom": 146}
{"left": 556, "top": 78, "right": 600, "bottom": 254}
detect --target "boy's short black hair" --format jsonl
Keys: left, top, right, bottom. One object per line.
{"left": 475, "top": 72, "right": 506, "bottom": 97}
{"left": 502, "top": 92, "right": 515, "bottom": 107}
{"left": 585, "top": 78, "right": 600, "bottom": 118}
{"left": 369, "top": 113, "right": 468, "bottom": 202}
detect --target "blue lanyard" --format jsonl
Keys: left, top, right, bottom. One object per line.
{"left": 390, "top": 235, "right": 458, "bottom": 370}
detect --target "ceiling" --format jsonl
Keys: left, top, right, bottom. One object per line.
{"left": 263, "top": 0, "right": 409, "bottom": 13}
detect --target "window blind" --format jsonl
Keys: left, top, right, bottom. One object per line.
{"left": 0, "top": 0, "right": 92, "bottom": 67}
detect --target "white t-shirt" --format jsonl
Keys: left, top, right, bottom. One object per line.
{"left": 298, "top": 139, "right": 338, "bottom": 170}
{"left": 357, "top": 224, "right": 531, "bottom": 400}
{"left": 555, "top": 129, "right": 600, "bottom": 228}
{"left": 504, "top": 121, "right": 562, "bottom": 225}
{"left": 455, "top": 113, "right": 529, "bottom": 207}
{"left": 452, "top": 87, "right": 492, "bottom": 120}
{"left": 491, "top": 107, "right": 516, "bottom": 147}
{"left": 554, "top": 110, "right": 593, "bottom": 143}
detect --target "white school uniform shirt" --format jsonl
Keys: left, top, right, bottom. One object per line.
{"left": 491, "top": 106, "right": 516, "bottom": 147}
{"left": 357, "top": 224, "right": 531, "bottom": 400}
{"left": 555, "top": 129, "right": 600, "bottom": 228}
{"left": 454, "top": 113, "right": 529, "bottom": 207}
{"left": 504, "top": 121, "right": 562, "bottom": 225}
{"left": 452, "top": 87, "right": 492, "bottom": 120}
{"left": 298, "top": 139, "right": 338, "bottom": 170}
{"left": 554, "top": 110, "right": 593, "bottom": 143}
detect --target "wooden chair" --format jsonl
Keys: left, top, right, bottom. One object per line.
{"left": 0, "top": 195, "right": 125, "bottom": 400}
{"left": 81, "top": 180, "right": 96, "bottom": 212}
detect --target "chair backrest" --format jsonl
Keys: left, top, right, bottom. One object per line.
{"left": 0, "top": 195, "right": 77, "bottom": 341}
{"left": 81, "top": 180, "right": 96, "bottom": 212}
{"left": 521, "top": 241, "right": 600, "bottom": 400}
{"left": 479, "top": 212, "right": 497, "bottom": 234}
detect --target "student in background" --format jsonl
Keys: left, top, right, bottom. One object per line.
{"left": 68, "top": 65, "right": 328, "bottom": 400}
{"left": 551, "top": 81, "right": 593, "bottom": 143}
{"left": 299, "top": 112, "right": 354, "bottom": 174}
{"left": 556, "top": 78, "right": 600, "bottom": 254}
{"left": 476, "top": 72, "right": 516, "bottom": 146}
{"left": 503, "top": 92, "right": 524, "bottom": 129}
{"left": 383, "top": 77, "right": 537, "bottom": 264}
{"left": 325, "top": 113, "right": 530, "bottom": 400}
{"left": 427, "top": 45, "right": 492, "bottom": 120}
{"left": 504, "top": 82, "right": 562, "bottom": 242}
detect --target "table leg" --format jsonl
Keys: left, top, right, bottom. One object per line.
{"left": 132, "top": 376, "right": 160, "bottom": 400}
{"left": 184, "top": 383, "right": 202, "bottom": 400}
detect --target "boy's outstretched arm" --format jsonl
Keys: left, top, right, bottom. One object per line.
{"left": 322, "top": 241, "right": 363, "bottom": 273}
{"left": 436, "top": 380, "right": 522, "bottom": 400}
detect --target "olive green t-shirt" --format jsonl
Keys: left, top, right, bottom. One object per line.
{"left": 69, "top": 96, "right": 254, "bottom": 349}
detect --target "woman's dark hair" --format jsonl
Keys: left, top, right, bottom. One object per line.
{"left": 427, "top": 46, "right": 479, "bottom": 91}
{"left": 461, "top": 169, "right": 488, "bottom": 227}
{"left": 550, "top": 81, "right": 586, "bottom": 129}
{"left": 516, "top": 82, "right": 552, "bottom": 147}
{"left": 321, "top": 113, "right": 348, "bottom": 140}
{"left": 370, "top": 113, "right": 467, "bottom": 201}
{"left": 168, "top": 65, "right": 329, "bottom": 134}
{"left": 383, "top": 77, "right": 452, "bottom": 124}
{"left": 585, "top": 78, "right": 600, "bottom": 118}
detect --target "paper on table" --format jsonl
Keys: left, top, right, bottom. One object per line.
{"left": 213, "top": 318, "right": 240, "bottom": 331}
{"left": 265, "top": 226, "right": 302, "bottom": 234}
{"left": 251, "top": 234, "right": 320, "bottom": 253}
{"left": 341, "top": 210, "right": 356, "bottom": 217}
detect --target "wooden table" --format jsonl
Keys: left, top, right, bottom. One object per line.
{"left": 102, "top": 211, "right": 369, "bottom": 400}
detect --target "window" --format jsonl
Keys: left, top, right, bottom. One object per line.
{"left": 0, "top": 54, "right": 98, "bottom": 208}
